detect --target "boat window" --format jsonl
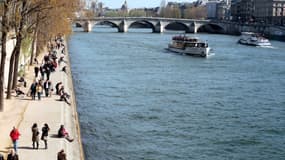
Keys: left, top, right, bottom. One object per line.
{"left": 185, "top": 43, "right": 196, "bottom": 47}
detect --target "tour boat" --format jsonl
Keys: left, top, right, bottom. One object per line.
{"left": 238, "top": 32, "right": 271, "bottom": 46}
{"left": 167, "top": 35, "right": 211, "bottom": 57}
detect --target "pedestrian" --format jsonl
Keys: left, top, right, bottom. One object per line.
{"left": 46, "top": 67, "right": 51, "bottom": 80}
{"left": 30, "top": 80, "right": 37, "bottom": 100}
{"left": 34, "top": 66, "right": 39, "bottom": 78}
{"left": 9, "top": 127, "right": 20, "bottom": 153}
{"left": 39, "top": 65, "right": 45, "bottom": 80}
{"left": 41, "top": 123, "right": 50, "bottom": 149}
{"left": 57, "top": 125, "right": 73, "bottom": 142}
{"left": 7, "top": 149, "right": 18, "bottom": 160}
{"left": 44, "top": 80, "right": 52, "bottom": 97}
{"left": 31, "top": 123, "right": 40, "bottom": 149}
{"left": 36, "top": 83, "right": 43, "bottom": 100}
{"left": 57, "top": 149, "right": 66, "bottom": 160}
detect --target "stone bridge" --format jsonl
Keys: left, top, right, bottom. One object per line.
{"left": 74, "top": 17, "right": 227, "bottom": 33}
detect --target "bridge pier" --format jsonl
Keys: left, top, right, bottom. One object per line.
{"left": 188, "top": 23, "right": 198, "bottom": 34}
{"left": 118, "top": 20, "right": 128, "bottom": 32}
{"left": 83, "top": 21, "right": 92, "bottom": 32}
{"left": 153, "top": 21, "right": 164, "bottom": 33}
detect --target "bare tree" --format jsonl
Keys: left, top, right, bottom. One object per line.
{"left": 0, "top": 0, "right": 13, "bottom": 111}
{"left": 6, "top": 0, "right": 81, "bottom": 99}
{"left": 184, "top": 6, "right": 207, "bottom": 19}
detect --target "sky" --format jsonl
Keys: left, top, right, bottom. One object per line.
{"left": 86, "top": 0, "right": 195, "bottom": 9}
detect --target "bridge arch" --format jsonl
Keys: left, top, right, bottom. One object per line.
{"left": 128, "top": 20, "right": 155, "bottom": 32}
{"left": 164, "top": 22, "right": 190, "bottom": 33}
{"left": 75, "top": 22, "right": 82, "bottom": 28}
{"left": 93, "top": 20, "right": 120, "bottom": 32}
{"left": 197, "top": 23, "right": 225, "bottom": 33}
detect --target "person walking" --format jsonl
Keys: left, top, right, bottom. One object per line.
{"left": 44, "top": 80, "right": 52, "bottom": 97}
{"left": 31, "top": 123, "right": 40, "bottom": 149}
{"left": 57, "top": 149, "right": 66, "bottom": 160}
{"left": 34, "top": 66, "right": 39, "bottom": 78}
{"left": 36, "top": 83, "right": 43, "bottom": 100}
{"left": 41, "top": 123, "right": 50, "bottom": 149}
{"left": 30, "top": 81, "right": 37, "bottom": 100}
{"left": 9, "top": 127, "right": 20, "bottom": 153}
{"left": 7, "top": 149, "right": 18, "bottom": 160}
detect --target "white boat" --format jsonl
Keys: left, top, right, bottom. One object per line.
{"left": 167, "top": 35, "right": 211, "bottom": 57}
{"left": 238, "top": 32, "right": 271, "bottom": 46}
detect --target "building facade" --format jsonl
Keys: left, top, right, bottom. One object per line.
{"left": 206, "top": 0, "right": 230, "bottom": 19}
{"left": 230, "top": 0, "right": 254, "bottom": 22}
{"left": 254, "top": 0, "right": 285, "bottom": 25}
{"left": 231, "top": 0, "right": 285, "bottom": 25}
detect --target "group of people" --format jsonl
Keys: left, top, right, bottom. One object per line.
{"left": 19, "top": 36, "right": 71, "bottom": 106}
{"left": 9, "top": 124, "right": 72, "bottom": 159}
{"left": 4, "top": 36, "right": 74, "bottom": 160}
{"left": 31, "top": 123, "right": 50, "bottom": 149}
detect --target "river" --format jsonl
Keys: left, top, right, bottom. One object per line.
{"left": 68, "top": 26, "right": 285, "bottom": 160}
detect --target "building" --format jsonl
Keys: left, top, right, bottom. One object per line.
{"left": 206, "top": 1, "right": 219, "bottom": 19}
{"left": 230, "top": 0, "right": 254, "bottom": 22}
{"left": 206, "top": 0, "right": 230, "bottom": 19}
{"left": 254, "top": 0, "right": 285, "bottom": 25}
{"left": 216, "top": 1, "right": 230, "bottom": 20}
{"left": 230, "top": 0, "right": 285, "bottom": 25}
{"left": 121, "top": 0, "right": 128, "bottom": 12}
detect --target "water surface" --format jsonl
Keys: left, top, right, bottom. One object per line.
{"left": 69, "top": 27, "right": 285, "bottom": 160}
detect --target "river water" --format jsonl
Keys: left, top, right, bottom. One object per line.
{"left": 68, "top": 27, "right": 285, "bottom": 160}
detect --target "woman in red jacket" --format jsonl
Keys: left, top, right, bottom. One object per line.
{"left": 9, "top": 127, "right": 20, "bottom": 153}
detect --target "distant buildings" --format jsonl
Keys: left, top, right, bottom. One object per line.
{"left": 205, "top": 0, "right": 231, "bottom": 20}
{"left": 254, "top": 0, "right": 285, "bottom": 25}
{"left": 121, "top": 0, "right": 129, "bottom": 13}
{"left": 230, "top": 0, "right": 285, "bottom": 25}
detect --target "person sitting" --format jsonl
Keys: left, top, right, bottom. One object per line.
{"left": 60, "top": 92, "right": 71, "bottom": 105}
{"left": 15, "top": 88, "right": 25, "bottom": 97}
{"left": 18, "top": 76, "right": 27, "bottom": 87}
{"left": 62, "top": 66, "right": 67, "bottom": 73}
{"left": 57, "top": 125, "right": 73, "bottom": 142}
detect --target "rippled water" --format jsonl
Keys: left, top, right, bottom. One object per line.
{"left": 69, "top": 27, "right": 285, "bottom": 160}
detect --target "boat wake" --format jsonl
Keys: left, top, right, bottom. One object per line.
{"left": 257, "top": 45, "right": 276, "bottom": 49}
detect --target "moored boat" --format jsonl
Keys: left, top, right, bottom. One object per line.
{"left": 167, "top": 35, "right": 211, "bottom": 57}
{"left": 238, "top": 32, "right": 271, "bottom": 46}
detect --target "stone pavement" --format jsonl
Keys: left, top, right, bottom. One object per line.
{"left": 0, "top": 42, "right": 84, "bottom": 160}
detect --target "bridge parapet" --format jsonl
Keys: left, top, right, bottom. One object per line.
{"left": 74, "top": 17, "right": 222, "bottom": 33}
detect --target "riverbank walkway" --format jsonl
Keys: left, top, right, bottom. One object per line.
{"left": 0, "top": 38, "right": 84, "bottom": 160}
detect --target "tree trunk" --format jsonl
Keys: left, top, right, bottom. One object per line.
{"left": 29, "top": 14, "right": 39, "bottom": 66}
{"left": 6, "top": 48, "right": 16, "bottom": 99}
{"left": 0, "top": 1, "right": 9, "bottom": 111}
{"left": 11, "top": 0, "right": 27, "bottom": 89}
{"left": 29, "top": 30, "right": 37, "bottom": 66}
{"left": 35, "top": 42, "right": 41, "bottom": 57}
{"left": 12, "top": 39, "right": 22, "bottom": 89}
{"left": 0, "top": 32, "right": 7, "bottom": 111}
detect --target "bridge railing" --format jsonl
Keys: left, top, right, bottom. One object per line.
{"left": 75, "top": 17, "right": 210, "bottom": 23}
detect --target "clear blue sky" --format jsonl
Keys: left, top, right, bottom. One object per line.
{"left": 86, "top": 0, "right": 195, "bottom": 9}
